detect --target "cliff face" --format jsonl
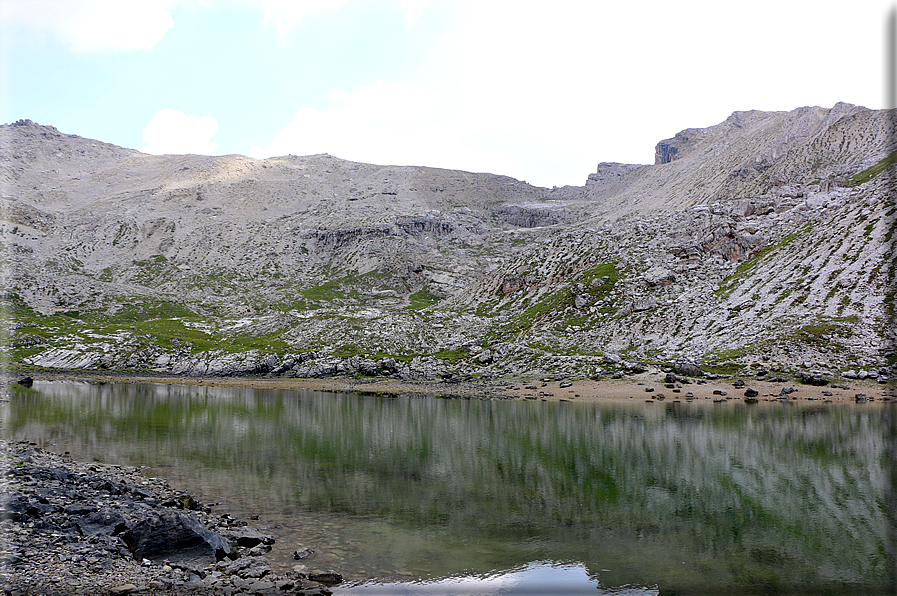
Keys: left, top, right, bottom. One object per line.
{"left": 654, "top": 130, "right": 693, "bottom": 164}
{"left": 2, "top": 105, "right": 895, "bottom": 382}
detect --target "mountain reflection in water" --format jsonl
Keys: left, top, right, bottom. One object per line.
{"left": 3, "top": 381, "right": 892, "bottom": 595}
{"left": 336, "top": 561, "right": 655, "bottom": 595}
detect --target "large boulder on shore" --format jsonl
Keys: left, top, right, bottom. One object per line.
{"left": 674, "top": 360, "right": 704, "bottom": 377}
{"left": 120, "top": 510, "right": 232, "bottom": 565}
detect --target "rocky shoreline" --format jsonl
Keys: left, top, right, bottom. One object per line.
{"left": 13, "top": 367, "right": 895, "bottom": 404}
{"left": 0, "top": 436, "right": 345, "bottom": 595}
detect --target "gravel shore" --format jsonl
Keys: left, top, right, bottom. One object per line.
{"left": 0, "top": 438, "right": 344, "bottom": 595}
{"left": 20, "top": 369, "right": 894, "bottom": 404}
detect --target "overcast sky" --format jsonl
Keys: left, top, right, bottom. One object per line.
{"left": 1, "top": 0, "right": 894, "bottom": 187}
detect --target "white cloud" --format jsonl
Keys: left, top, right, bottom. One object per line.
{"left": 0, "top": 0, "right": 175, "bottom": 51}
{"left": 248, "top": 79, "right": 540, "bottom": 181}
{"left": 140, "top": 108, "right": 219, "bottom": 155}
{"left": 250, "top": 81, "right": 434, "bottom": 159}
{"left": 249, "top": 0, "right": 894, "bottom": 187}
{"left": 253, "top": 0, "right": 347, "bottom": 41}
{"left": 399, "top": 0, "right": 428, "bottom": 26}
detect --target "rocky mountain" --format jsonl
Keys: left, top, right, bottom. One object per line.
{"left": 2, "top": 102, "right": 895, "bottom": 383}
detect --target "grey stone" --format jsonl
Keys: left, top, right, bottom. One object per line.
{"left": 223, "top": 556, "right": 271, "bottom": 579}
{"left": 307, "top": 571, "right": 343, "bottom": 584}
{"left": 643, "top": 266, "right": 676, "bottom": 287}
{"left": 674, "top": 360, "right": 703, "bottom": 378}
{"left": 602, "top": 353, "right": 622, "bottom": 365}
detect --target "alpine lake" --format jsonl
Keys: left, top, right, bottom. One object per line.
{"left": 3, "top": 380, "right": 894, "bottom": 595}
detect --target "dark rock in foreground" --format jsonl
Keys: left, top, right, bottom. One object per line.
{"left": 0, "top": 439, "right": 341, "bottom": 595}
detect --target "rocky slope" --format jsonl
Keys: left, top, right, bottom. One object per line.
{"left": 2, "top": 102, "right": 895, "bottom": 383}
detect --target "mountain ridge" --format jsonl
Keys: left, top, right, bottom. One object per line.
{"left": 2, "top": 104, "right": 895, "bottom": 384}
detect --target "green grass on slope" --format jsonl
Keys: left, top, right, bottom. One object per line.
{"left": 716, "top": 224, "right": 812, "bottom": 298}
{"left": 4, "top": 296, "right": 289, "bottom": 363}
{"left": 848, "top": 149, "right": 897, "bottom": 186}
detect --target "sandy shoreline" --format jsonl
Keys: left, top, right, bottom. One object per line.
{"left": 17, "top": 369, "right": 895, "bottom": 405}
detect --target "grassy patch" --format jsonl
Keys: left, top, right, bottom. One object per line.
{"left": 848, "top": 149, "right": 897, "bottom": 186}
{"left": 487, "top": 261, "right": 622, "bottom": 340}
{"left": 794, "top": 318, "right": 855, "bottom": 346}
{"left": 408, "top": 287, "right": 441, "bottom": 310}
{"left": 107, "top": 300, "right": 198, "bottom": 323}
{"left": 301, "top": 271, "right": 387, "bottom": 305}
{"left": 333, "top": 343, "right": 363, "bottom": 358}
{"left": 706, "top": 346, "right": 751, "bottom": 363}
{"left": 716, "top": 224, "right": 812, "bottom": 298}
{"left": 5, "top": 296, "right": 290, "bottom": 359}
{"left": 433, "top": 349, "right": 466, "bottom": 363}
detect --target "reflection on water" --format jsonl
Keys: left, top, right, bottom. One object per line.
{"left": 2, "top": 381, "right": 893, "bottom": 595}
{"left": 339, "top": 561, "right": 654, "bottom": 595}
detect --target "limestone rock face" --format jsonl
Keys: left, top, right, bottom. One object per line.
{"left": 4, "top": 103, "right": 896, "bottom": 380}
{"left": 654, "top": 130, "right": 696, "bottom": 164}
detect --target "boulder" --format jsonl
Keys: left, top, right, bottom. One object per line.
{"left": 620, "top": 298, "right": 657, "bottom": 316}
{"left": 796, "top": 371, "right": 829, "bottom": 386}
{"left": 379, "top": 357, "right": 399, "bottom": 373}
{"left": 121, "top": 510, "right": 232, "bottom": 565}
{"left": 74, "top": 509, "right": 128, "bottom": 537}
{"left": 674, "top": 360, "right": 703, "bottom": 377}
{"left": 221, "top": 526, "right": 274, "bottom": 548}
{"left": 222, "top": 556, "right": 271, "bottom": 579}
{"left": 357, "top": 359, "right": 381, "bottom": 376}
{"left": 308, "top": 572, "right": 343, "bottom": 584}
{"left": 602, "top": 353, "right": 622, "bottom": 365}
{"left": 624, "top": 361, "right": 648, "bottom": 374}
{"left": 643, "top": 266, "right": 676, "bottom": 287}
{"left": 499, "top": 275, "right": 526, "bottom": 296}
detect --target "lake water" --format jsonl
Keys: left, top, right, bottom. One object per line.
{"left": 3, "top": 381, "right": 894, "bottom": 595}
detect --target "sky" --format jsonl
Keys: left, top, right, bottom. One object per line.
{"left": 0, "top": 0, "right": 894, "bottom": 188}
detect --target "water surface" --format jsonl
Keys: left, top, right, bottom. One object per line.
{"left": 3, "top": 381, "right": 893, "bottom": 594}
